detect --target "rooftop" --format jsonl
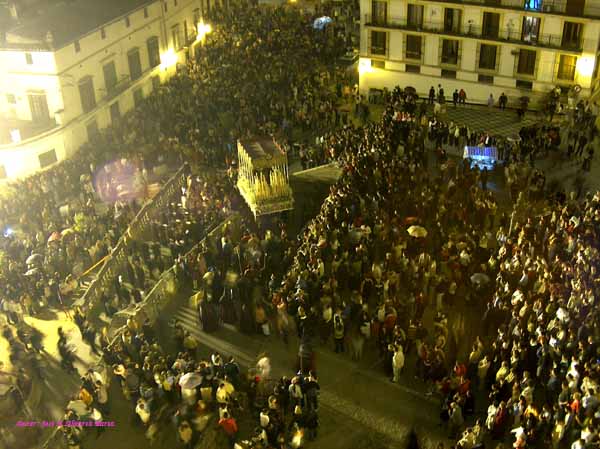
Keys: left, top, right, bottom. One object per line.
{"left": 1, "top": 0, "right": 152, "bottom": 50}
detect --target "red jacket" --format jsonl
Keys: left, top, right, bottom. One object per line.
{"left": 219, "top": 417, "right": 238, "bottom": 436}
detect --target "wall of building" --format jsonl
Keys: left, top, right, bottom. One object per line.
{"left": 360, "top": 0, "right": 600, "bottom": 106}
{"left": 0, "top": 0, "right": 207, "bottom": 180}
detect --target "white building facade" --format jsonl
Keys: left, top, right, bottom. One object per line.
{"left": 359, "top": 0, "right": 600, "bottom": 107}
{"left": 0, "top": 0, "right": 222, "bottom": 180}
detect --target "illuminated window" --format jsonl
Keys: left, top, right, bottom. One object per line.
{"left": 557, "top": 54, "right": 577, "bottom": 81}
{"left": 521, "top": 17, "right": 540, "bottom": 43}
{"left": 25, "top": 53, "right": 33, "bottom": 64}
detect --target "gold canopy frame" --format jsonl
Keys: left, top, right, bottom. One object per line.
{"left": 236, "top": 137, "right": 294, "bottom": 218}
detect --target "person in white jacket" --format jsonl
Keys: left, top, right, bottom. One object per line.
{"left": 391, "top": 344, "right": 405, "bottom": 383}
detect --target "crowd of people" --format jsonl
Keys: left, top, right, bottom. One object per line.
{"left": 3, "top": 0, "right": 600, "bottom": 448}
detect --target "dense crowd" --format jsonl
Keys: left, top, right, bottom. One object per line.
{"left": 3, "top": 1, "right": 600, "bottom": 448}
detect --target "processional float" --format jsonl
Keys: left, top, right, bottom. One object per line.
{"left": 236, "top": 137, "right": 294, "bottom": 218}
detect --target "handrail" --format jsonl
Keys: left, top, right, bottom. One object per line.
{"left": 105, "top": 212, "right": 241, "bottom": 339}
{"left": 77, "top": 163, "right": 190, "bottom": 317}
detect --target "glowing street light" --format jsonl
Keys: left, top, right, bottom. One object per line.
{"left": 196, "top": 21, "right": 212, "bottom": 42}
{"left": 160, "top": 49, "right": 178, "bottom": 69}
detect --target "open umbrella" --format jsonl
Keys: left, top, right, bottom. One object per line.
{"left": 47, "top": 232, "right": 61, "bottom": 244}
{"left": 313, "top": 16, "right": 333, "bottom": 30}
{"left": 67, "top": 400, "right": 89, "bottom": 416}
{"left": 26, "top": 254, "right": 43, "bottom": 265}
{"left": 407, "top": 225, "right": 427, "bottom": 238}
{"left": 179, "top": 372, "right": 203, "bottom": 389}
{"left": 470, "top": 273, "right": 490, "bottom": 285}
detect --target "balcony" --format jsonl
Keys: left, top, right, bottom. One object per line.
{"left": 100, "top": 75, "right": 131, "bottom": 102}
{"left": 416, "top": 0, "right": 600, "bottom": 19}
{"left": 364, "top": 15, "right": 583, "bottom": 52}
{"left": 0, "top": 116, "right": 58, "bottom": 145}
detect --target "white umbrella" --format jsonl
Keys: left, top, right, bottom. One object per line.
{"left": 179, "top": 372, "right": 203, "bottom": 389}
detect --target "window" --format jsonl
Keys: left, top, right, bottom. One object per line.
{"left": 152, "top": 75, "right": 161, "bottom": 90}
{"left": 372, "top": 1, "right": 387, "bottom": 25}
{"left": 522, "top": 17, "right": 540, "bottom": 43}
{"left": 125, "top": 16, "right": 130, "bottom": 27}
{"left": 74, "top": 40, "right": 80, "bottom": 52}
{"left": 128, "top": 49, "right": 142, "bottom": 81}
{"left": 86, "top": 120, "right": 99, "bottom": 142}
{"left": 79, "top": 77, "right": 96, "bottom": 113}
{"left": 562, "top": 22, "right": 582, "bottom": 49}
{"left": 171, "top": 24, "right": 181, "bottom": 50}
{"left": 110, "top": 101, "right": 120, "bottom": 124}
{"left": 405, "top": 64, "right": 420, "bottom": 73}
{"left": 441, "top": 39, "right": 459, "bottom": 65}
{"left": 566, "top": 0, "right": 584, "bottom": 15}
{"left": 25, "top": 53, "right": 33, "bottom": 64}
{"left": 557, "top": 54, "right": 577, "bottom": 80}
{"left": 103, "top": 61, "right": 118, "bottom": 93}
{"left": 441, "top": 69, "right": 457, "bottom": 79}
{"left": 370, "top": 30, "right": 387, "bottom": 56}
{"left": 133, "top": 88, "right": 144, "bottom": 107}
{"left": 193, "top": 8, "right": 200, "bottom": 27}
{"left": 517, "top": 49, "right": 536, "bottom": 75}
{"left": 482, "top": 12, "right": 500, "bottom": 39}
{"left": 28, "top": 93, "right": 49, "bottom": 122}
{"left": 6, "top": 94, "right": 16, "bottom": 104}
{"left": 407, "top": 4, "right": 423, "bottom": 28}
{"left": 144, "top": 7, "right": 148, "bottom": 18}
{"left": 372, "top": 60, "right": 385, "bottom": 69}
{"left": 443, "top": 8, "right": 461, "bottom": 33}
{"left": 38, "top": 149, "right": 57, "bottom": 168}
{"left": 478, "top": 74, "right": 494, "bottom": 84}
{"left": 100, "top": 28, "right": 106, "bottom": 39}
{"left": 516, "top": 79, "right": 533, "bottom": 90}
{"left": 147, "top": 37, "right": 160, "bottom": 68}
{"left": 524, "top": 0, "right": 542, "bottom": 11}
{"left": 479, "top": 44, "right": 497, "bottom": 70}
{"left": 405, "top": 34, "right": 422, "bottom": 60}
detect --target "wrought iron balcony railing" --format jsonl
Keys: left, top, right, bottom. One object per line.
{"left": 364, "top": 15, "right": 583, "bottom": 52}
